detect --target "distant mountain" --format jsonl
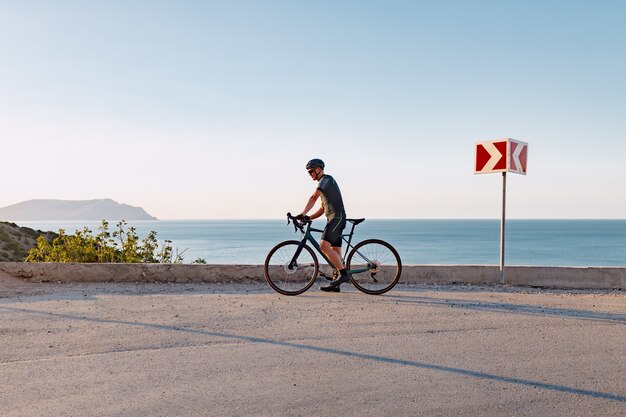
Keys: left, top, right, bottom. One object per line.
{"left": 0, "top": 199, "right": 157, "bottom": 221}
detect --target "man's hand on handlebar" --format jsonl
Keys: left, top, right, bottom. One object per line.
{"left": 295, "top": 213, "right": 311, "bottom": 222}
{"left": 286, "top": 212, "right": 310, "bottom": 222}
{"left": 286, "top": 212, "right": 311, "bottom": 233}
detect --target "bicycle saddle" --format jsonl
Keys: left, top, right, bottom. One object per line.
{"left": 347, "top": 218, "right": 365, "bottom": 225}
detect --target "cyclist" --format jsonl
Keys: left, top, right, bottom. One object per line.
{"left": 298, "top": 158, "right": 350, "bottom": 292}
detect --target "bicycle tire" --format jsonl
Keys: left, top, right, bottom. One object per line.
{"left": 346, "top": 239, "right": 401, "bottom": 295}
{"left": 264, "top": 240, "right": 319, "bottom": 295}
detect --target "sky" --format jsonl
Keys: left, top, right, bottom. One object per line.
{"left": 1, "top": 0, "right": 625, "bottom": 219}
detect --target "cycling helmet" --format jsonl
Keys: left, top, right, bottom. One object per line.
{"left": 306, "top": 159, "right": 325, "bottom": 170}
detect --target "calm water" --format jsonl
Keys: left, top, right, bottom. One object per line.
{"left": 16, "top": 220, "right": 626, "bottom": 266}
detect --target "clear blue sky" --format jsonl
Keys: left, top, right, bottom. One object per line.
{"left": 1, "top": 1, "right": 625, "bottom": 219}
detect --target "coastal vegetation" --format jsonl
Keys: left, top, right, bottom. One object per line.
{"left": 25, "top": 220, "right": 184, "bottom": 263}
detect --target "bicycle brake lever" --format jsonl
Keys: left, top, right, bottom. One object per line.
{"left": 286, "top": 212, "right": 303, "bottom": 233}
{"left": 289, "top": 219, "right": 299, "bottom": 233}
{"left": 287, "top": 212, "right": 295, "bottom": 230}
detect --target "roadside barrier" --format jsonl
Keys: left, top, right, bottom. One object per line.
{"left": 0, "top": 263, "right": 624, "bottom": 289}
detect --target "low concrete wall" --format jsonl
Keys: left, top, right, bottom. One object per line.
{"left": 1, "top": 262, "right": 624, "bottom": 289}
{"left": 0, "top": 263, "right": 261, "bottom": 284}
{"left": 399, "top": 265, "right": 626, "bottom": 289}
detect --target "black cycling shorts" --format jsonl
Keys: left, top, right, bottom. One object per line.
{"left": 321, "top": 216, "right": 346, "bottom": 247}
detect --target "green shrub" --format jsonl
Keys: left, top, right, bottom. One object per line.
{"left": 26, "top": 220, "right": 183, "bottom": 263}
{"left": 0, "top": 229, "right": 10, "bottom": 243}
{"left": 5, "top": 240, "right": 21, "bottom": 255}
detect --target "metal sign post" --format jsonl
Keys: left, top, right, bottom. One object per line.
{"left": 500, "top": 172, "right": 506, "bottom": 283}
{"left": 475, "top": 139, "right": 528, "bottom": 284}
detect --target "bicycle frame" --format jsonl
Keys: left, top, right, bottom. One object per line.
{"left": 289, "top": 220, "right": 373, "bottom": 275}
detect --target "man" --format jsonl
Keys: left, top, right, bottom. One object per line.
{"left": 298, "top": 158, "right": 350, "bottom": 292}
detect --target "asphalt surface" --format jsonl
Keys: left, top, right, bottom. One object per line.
{"left": 1, "top": 280, "right": 625, "bottom": 416}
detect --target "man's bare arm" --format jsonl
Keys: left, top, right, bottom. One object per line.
{"left": 309, "top": 206, "right": 324, "bottom": 220}
{"left": 301, "top": 190, "right": 322, "bottom": 216}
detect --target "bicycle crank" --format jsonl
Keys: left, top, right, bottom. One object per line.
{"left": 319, "top": 269, "right": 340, "bottom": 281}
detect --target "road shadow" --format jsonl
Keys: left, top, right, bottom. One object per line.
{"left": 374, "top": 293, "right": 626, "bottom": 324}
{"left": 0, "top": 282, "right": 275, "bottom": 304}
{"left": 1, "top": 305, "right": 625, "bottom": 404}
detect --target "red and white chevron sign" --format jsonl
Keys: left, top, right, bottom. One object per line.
{"left": 475, "top": 138, "right": 528, "bottom": 175}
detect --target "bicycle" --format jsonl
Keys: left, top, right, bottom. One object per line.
{"left": 263, "top": 213, "right": 402, "bottom": 296}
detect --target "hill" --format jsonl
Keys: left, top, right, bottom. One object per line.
{"left": 0, "top": 222, "right": 57, "bottom": 261}
{"left": 0, "top": 199, "right": 157, "bottom": 221}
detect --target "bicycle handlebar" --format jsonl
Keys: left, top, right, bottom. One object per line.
{"left": 286, "top": 212, "right": 311, "bottom": 233}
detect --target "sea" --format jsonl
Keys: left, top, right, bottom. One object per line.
{"left": 15, "top": 220, "right": 626, "bottom": 267}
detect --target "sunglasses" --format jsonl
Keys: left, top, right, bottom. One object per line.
{"left": 307, "top": 169, "right": 316, "bottom": 174}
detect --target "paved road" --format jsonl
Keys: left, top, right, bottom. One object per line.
{"left": 1, "top": 281, "right": 625, "bottom": 416}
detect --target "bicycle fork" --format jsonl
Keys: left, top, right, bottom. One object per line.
{"left": 288, "top": 240, "right": 307, "bottom": 270}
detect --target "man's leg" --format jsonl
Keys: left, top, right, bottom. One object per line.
{"left": 320, "top": 218, "right": 349, "bottom": 292}
{"left": 320, "top": 240, "right": 344, "bottom": 271}
{"left": 320, "top": 242, "right": 350, "bottom": 292}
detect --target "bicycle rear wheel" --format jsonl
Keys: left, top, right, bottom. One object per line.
{"left": 347, "top": 239, "right": 401, "bottom": 295}
{"left": 264, "top": 240, "right": 319, "bottom": 295}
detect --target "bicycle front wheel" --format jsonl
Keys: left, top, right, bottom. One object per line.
{"left": 264, "top": 240, "right": 319, "bottom": 295}
{"left": 347, "top": 239, "right": 401, "bottom": 295}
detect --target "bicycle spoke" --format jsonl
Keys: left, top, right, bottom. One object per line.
{"left": 347, "top": 239, "right": 401, "bottom": 295}
{"left": 264, "top": 241, "right": 319, "bottom": 295}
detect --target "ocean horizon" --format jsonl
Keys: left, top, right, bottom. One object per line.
{"left": 13, "top": 219, "right": 626, "bottom": 267}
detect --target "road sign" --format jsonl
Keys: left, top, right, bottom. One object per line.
{"left": 508, "top": 139, "right": 528, "bottom": 175}
{"left": 474, "top": 137, "right": 529, "bottom": 284}
{"left": 475, "top": 138, "right": 528, "bottom": 175}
